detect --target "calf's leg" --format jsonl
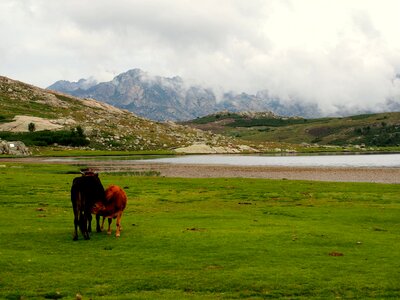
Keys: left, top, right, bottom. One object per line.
{"left": 96, "top": 214, "right": 101, "bottom": 232}
{"left": 101, "top": 216, "right": 106, "bottom": 232}
{"left": 107, "top": 218, "right": 112, "bottom": 235}
{"left": 115, "top": 212, "right": 123, "bottom": 237}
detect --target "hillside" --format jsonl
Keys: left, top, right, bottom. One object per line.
{"left": 182, "top": 111, "right": 400, "bottom": 148}
{"left": 0, "top": 76, "right": 248, "bottom": 153}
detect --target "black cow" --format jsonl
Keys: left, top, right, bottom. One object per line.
{"left": 71, "top": 172, "right": 105, "bottom": 240}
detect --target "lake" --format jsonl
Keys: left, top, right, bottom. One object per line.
{"left": 43, "top": 153, "right": 400, "bottom": 168}
{"left": 141, "top": 153, "right": 400, "bottom": 168}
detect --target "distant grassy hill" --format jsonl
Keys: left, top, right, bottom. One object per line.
{"left": 0, "top": 76, "right": 239, "bottom": 152}
{"left": 182, "top": 111, "right": 400, "bottom": 148}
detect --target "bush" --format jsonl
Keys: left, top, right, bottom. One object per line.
{"left": 28, "top": 122, "right": 36, "bottom": 132}
{"left": 0, "top": 126, "right": 90, "bottom": 147}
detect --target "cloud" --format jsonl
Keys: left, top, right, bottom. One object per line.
{"left": 1, "top": 0, "right": 400, "bottom": 115}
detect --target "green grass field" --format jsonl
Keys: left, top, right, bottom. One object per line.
{"left": 0, "top": 163, "right": 399, "bottom": 299}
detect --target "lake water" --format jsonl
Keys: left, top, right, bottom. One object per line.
{"left": 142, "top": 153, "right": 400, "bottom": 168}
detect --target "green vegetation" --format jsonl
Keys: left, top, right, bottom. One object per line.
{"left": 0, "top": 115, "right": 12, "bottom": 123}
{"left": 0, "top": 163, "right": 399, "bottom": 299}
{"left": 0, "top": 93, "right": 63, "bottom": 120}
{"left": 31, "top": 147, "right": 176, "bottom": 157}
{"left": 185, "top": 112, "right": 400, "bottom": 148}
{"left": 228, "top": 117, "right": 321, "bottom": 128}
{"left": 191, "top": 113, "right": 241, "bottom": 124}
{"left": 349, "top": 123, "right": 400, "bottom": 146}
{"left": 190, "top": 112, "right": 318, "bottom": 127}
{"left": 54, "top": 94, "right": 79, "bottom": 103}
{"left": 0, "top": 127, "right": 89, "bottom": 147}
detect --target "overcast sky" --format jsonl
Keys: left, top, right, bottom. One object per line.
{"left": 1, "top": 0, "right": 400, "bottom": 114}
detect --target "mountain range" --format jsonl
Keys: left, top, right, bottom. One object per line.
{"left": 48, "top": 69, "right": 323, "bottom": 121}
{"left": 48, "top": 68, "right": 400, "bottom": 122}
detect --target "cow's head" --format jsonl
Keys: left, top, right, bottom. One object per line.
{"left": 80, "top": 168, "right": 98, "bottom": 177}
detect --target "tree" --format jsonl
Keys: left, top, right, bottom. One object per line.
{"left": 28, "top": 122, "right": 36, "bottom": 132}
{"left": 71, "top": 126, "right": 84, "bottom": 137}
{"left": 76, "top": 125, "right": 84, "bottom": 137}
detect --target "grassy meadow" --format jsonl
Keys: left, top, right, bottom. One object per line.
{"left": 0, "top": 163, "right": 399, "bottom": 299}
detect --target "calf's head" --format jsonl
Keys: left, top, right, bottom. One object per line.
{"left": 91, "top": 202, "right": 105, "bottom": 214}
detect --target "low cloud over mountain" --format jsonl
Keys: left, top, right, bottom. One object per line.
{"left": 49, "top": 68, "right": 400, "bottom": 122}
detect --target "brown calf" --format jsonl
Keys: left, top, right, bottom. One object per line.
{"left": 92, "top": 185, "right": 127, "bottom": 237}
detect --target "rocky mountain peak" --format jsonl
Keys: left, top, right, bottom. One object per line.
{"left": 47, "top": 69, "right": 313, "bottom": 121}
{"left": 48, "top": 77, "right": 97, "bottom": 93}
{"left": 114, "top": 68, "right": 146, "bottom": 82}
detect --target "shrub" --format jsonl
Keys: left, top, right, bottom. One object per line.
{"left": 0, "top": 126, "right": 90, "bottom": 147}
{"left": 28, "top": 122, "right": 36, "bottom": 132}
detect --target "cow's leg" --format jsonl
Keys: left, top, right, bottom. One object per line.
{"left": 107, "top": 218, "right": 112, "bottom": 235}
{"left": 101, "top": 216, "right": 106, "bottom": 231}
{"left": 72, "top": 189, "right": 80, "bottom": 240}
{"left": 80, "top": 211, "right": 90, "bottom": 240}
{"left": 115, "top": 212, "right": 123, "bottom": 237}
{"left": 73, "top": 212, "right": 79, "bottom": 241}
{"left": 78, "top": 196, "right": 90, "bottom": 240}
{"left": 96, "top": 214, "right": 101, "bottom": 232}
{"left": 87, "top": 213, "right": 92, "bottom": 233}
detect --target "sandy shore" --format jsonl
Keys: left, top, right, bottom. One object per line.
{"left": 129, "top": 163, "right": 400, "bottom": 183}
{"left": 1, "top": 157, "right": 400, "bottom": 183}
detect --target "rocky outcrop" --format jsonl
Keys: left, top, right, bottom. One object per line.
{"left": 0, "top": 140, "right": 31, "bottom": 155}
{"left": 174, "top": 143, "right": 239, "bottom": 154}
